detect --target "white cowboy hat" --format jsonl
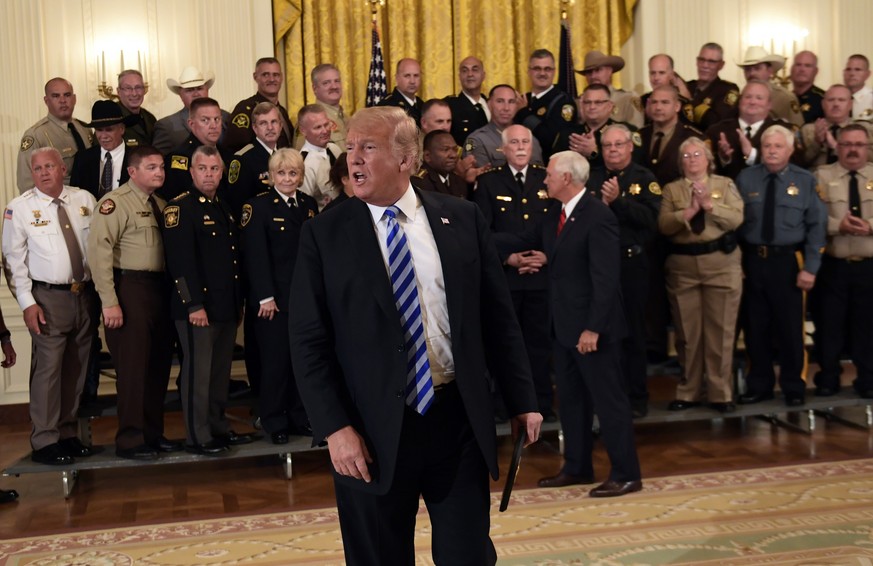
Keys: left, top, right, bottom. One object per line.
{"left": 736, "top": 46, "right": 785, "bottom": 72}
{"left": 166, "top": 66, "right": 215, "bottom": 94}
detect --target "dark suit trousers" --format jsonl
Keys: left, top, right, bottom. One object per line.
{"left": 175, "top": 321, "right": 235, "bottom": 446}
{"left": 29, "top": 285, "right": 95, "bottom": 450}
{"left": 511, "top": 289, "right": 553, "bottom": 412}
{"left": 333, "top": 384, "right": 496, "bottom": 566}
{"left": 255, "top": 311, "right": 308, "bottom": 433}
{"left": 243, "top": 302, "right": 262, "bottom": 394}
{"left": 741, "top": 253, "right": 806, "bottom": 397}
{"left": 104, "top": 273, "right": 173, "bottom": 450}
{"left": 552, "top": 340, "right": 641, "bottom": 482}
{"left": 813, "top": 255, "right": 873, "bottom": 391}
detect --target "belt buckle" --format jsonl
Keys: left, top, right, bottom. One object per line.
{"left": 757, "top": 245, "right": 768, "bottom": 259}
{"left": 69, "top": 282, "right": 84, "bottom": 295}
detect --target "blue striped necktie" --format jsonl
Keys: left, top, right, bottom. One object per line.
{"left": 384, "top": 205, "right": 434, "bottom": 415}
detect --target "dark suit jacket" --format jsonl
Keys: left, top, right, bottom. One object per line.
{"left": 637, "top": 122, "right": 703, "bottom": 186}
{"left": 496, "top": 191, "right": 627, "bottom": 349}
{"left": 289, "top": 189, "right": 537, "bottom": 495}
{"left": 377, "top": 88, "right": 424, "bottom": 127}
{"left": 704, "top": 116, "right": 786, "bottom": 179}
{"left": 69, "top": 145, "right": 130, "bottom": 198}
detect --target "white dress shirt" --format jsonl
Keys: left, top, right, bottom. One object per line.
{"left": 462, "top": 91, "right": 491, "bottom": 122}
{"left": 2, "top": 186, "right": 96, "bottom": 310}
{"left": 853, "top": 86, "right": 873, "bottom": 120}
{"left": 300, "top": 140, "right": 341, "bottom": 210}
{"left": 737, "top": 118, "right": 765, "bottom": 165}
{"left": 562, "top": 186, "right": 587, "bottom": 218}
{"left": 366, "top": 184, "right": 454, "bottom": 385}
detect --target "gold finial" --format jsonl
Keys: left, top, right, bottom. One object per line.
{"left": 561, "top": 0, "right": 574, "bottom": 20}
{"left": 368, "top": 0, "right": 385, "bottom": 23}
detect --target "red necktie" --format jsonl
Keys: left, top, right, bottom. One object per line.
{"left": 557, "top": 208, "right": 566, "bottom": 235}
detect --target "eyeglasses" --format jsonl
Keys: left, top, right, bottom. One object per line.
{"left": 529, "top": 66, "right": 555, "bottom": 73}
{"left": 118, "top": 85, "right": 145, "bottom": 93}
{"left": 581, "top": 99, "right": 610, "bottom": 106}
{"left": 696, "top": 57, "right": 722, "bottom": 65}
{"left": 682, "top": 151, "right": 705, "bottom": 159}
{"left": 601, "top": 141, "right": 629, "bottom": 150}
{"left": 838, "top": 142, "right": 867, "bottom": 149}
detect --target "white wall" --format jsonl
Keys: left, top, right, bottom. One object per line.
{"left": 0, "top": 0, "right": 273, "bottom": 404}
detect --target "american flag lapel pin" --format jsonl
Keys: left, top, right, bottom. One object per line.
{"left": 441, "top": 217, "right": 450, "bottom": 225}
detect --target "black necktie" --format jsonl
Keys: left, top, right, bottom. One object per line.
{"left": 99, "top": 152, "right": 113, "bottom": 198}
{"left": 745, "top": 126, "right": 752, "bottom": 140}
{"left": 651, "top": 132, "right": 664, "bottom": 165}
{"left": 849, "top": 171, "right": 862, "bottom": 218}
{"left": 827, "top": 125, "right": 840, "bottom": 164}
{"left": 762, "top": 173, "right": 777, "bottom": 243}
{"left": 289, "top": 195, "right": 298, "bottom": 207}
{"left": 68, "top": 123, "right": 86, "bottom": 153}
{"left": 515, "top": 171, "right": 524, "bottom": 190}
{"left": 147, "top": 195, "right": 162, "bottom": 220}
{"left": 328, "top": 150, "right": 336, "bottom": 167}
{"left": 474, "top": 102, "right": 484, "bottom": 115}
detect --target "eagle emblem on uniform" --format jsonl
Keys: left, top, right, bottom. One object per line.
{"left": 99, "top": 199, "right": 116, "bottom": 215}
{"left": 240, "top": 204, "right": 252, "bottom": 227}
{"left": 20, "top": 136, "right": 34, "bottom": 152}
{"left": 561, "top": 104, "right": 574, "bottom": 122}
{"left": 232, "top": 113, "right": 250, "bottom": 129}
{"left": 228, "top": 160, "right": 241, "bottom": 184}
{"left": 648, "top": 182, "right": 662, "bottom": 195}
{"left": 164, "top": 205, "right": 180, "bottom": 228}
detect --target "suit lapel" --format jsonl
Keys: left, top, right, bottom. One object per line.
{"left": 551, "top": 191, "right": 590, "bottom": 258}
{"left": 344, "top": 199, "right": 398, "bottom": 322}
{"left": 418, "top": 190, "right": 465, "bottom": 332}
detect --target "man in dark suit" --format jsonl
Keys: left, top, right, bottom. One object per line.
{"left": 70, "top": 100, "right": 135, "bottom": 198}
{"left": 290, "top": 107, "right": 542, "bottom": 565}
{"left": 377, "top": 58, "right": 424, "bottom": 127}
{"left": 497, "top": 150, "right": 642, "bottom": 497}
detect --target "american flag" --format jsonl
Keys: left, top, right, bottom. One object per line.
{"left": 366, "top": 21, "right": 388, "bottom": 107}
{"left": 558, "top": 19, "right": 578, "bottom": 100}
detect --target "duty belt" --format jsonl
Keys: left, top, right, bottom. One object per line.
{"left": 32, "top": 280, "right": 89, "bottom": 294}
{"left": 741, "top": 243, "right": 802, "bottom": 259}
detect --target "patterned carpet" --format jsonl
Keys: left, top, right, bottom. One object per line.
{"left": 3, "top": 459, "right": 873, "bottom": 565}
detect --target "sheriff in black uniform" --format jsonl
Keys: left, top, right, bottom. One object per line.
{"left": 587, "top": 124, "right": 661, "bottom": 417}
{"left": 240, "top": 148, "right": 318, "bottom": 443}
{"left": 686, "top": 43, "right": 740, "bottom": 130}
{"left": 225, "top": 94, "right": 293, "bottom": 153}
{"left": 514, "top": 49, "right": 576, "bottom": 160}
{"left": 226, "top": 102, "right": 286, "bottom": 217}
{"left": 474, "top": 124, "right": 558, "bottom": 419}
{"left": 162, "top": 145, "right": 253, "bottom": 455}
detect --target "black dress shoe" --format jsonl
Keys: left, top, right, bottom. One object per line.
{"left": 116, "top": 445, "right": 159, "bottom": 461}
{"left": 738, "top": 391, "right": 775, "bottom": 404}
{"left": 215, "top": 430, "right": 256, "bottom": 446}
{"left": 589, "top": 479, "right": 643, "bottom": 498}
{"left": 667, "top": 400, "right": 700, "bottom": 411}
{"left": 785, "top": 395, "right": 805, "bottom": 407}
{"left": 537, "top": 472, "right": 595, "bottom": 488}
{"left": 185, "top": 440, "right": 230, "bottom": 455}
{"left": 31, "top": 443, "right": 73, "bottom": 466}
{"left": 0, "top": 489, "right": 19, "bottom": 504}
{"left": 59, "top": 437, "right": 94, "bottom": 457}
{"left": 151, "top": 437, "right": 184, "bottom": 453}
{"left": 271, "top": 431, "right": 289, "bottom": 445}
{"left": 857, "top": 389, "right": 873, "bottom": 399}
{"left": 710, "top": 402, "right": 736, "bottom": 413}
{"left": 814, "top": 386, "right": 839, "bottom": 397}
{"left": 631, "top": 401, "right": 648, "bottom": 418}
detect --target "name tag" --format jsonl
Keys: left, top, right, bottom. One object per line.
{"left": 273, "top": 217, "right": 285, "bottom": 222}
{"left": 496, "top": 195, "right": 512, "bottom": 202}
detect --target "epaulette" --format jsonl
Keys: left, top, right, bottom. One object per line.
{"left": 682, "top": 124, "right": 704, "bottom": 136}
{"left": 234, "top": 144, "right": 255, "bottom": 157}
{"left": 530, "top": 163, "right": 545, "bottom": 170}
{"left": 255, "top": 190, "right": 271, "bottom": 197}
{"left": 811, "top": 85, "right": 826, "bottom": 96}
{"left": 170, "top": 191, "right": 190, "bottom": 203}
{"left": 479, "top": 166, "right": 503, "bottom": 176}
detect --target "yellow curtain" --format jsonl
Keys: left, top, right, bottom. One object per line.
{"left": 273, "top": 0, "right": 637, "bottom": 121}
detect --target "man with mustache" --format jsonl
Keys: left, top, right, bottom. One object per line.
{"left": 800, "top": 84, "right": 873, "bottom": 170}
{"left": 297, "top": 63, "right": 347, "bottom": 149}
{"left": 225, "top": 57, "right": 294, "bottom": 153}
{"left": 811, "top": 124, "right": 873, "bottom": 399}
{"left": 18, "top": 78, "right": 93, "bottom": 193}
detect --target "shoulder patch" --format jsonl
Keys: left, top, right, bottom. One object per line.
{"left": 228, "top": 159, "right": 241, "bottom": 184}
{"left": 170, "top": 155, "right": 188, "bottom": 170}
{"left": 632, "top": 97, "right": 642, "bottom": 112}
{"left": 163, "top": 205, "right": 180, "bottom": 228}
{"left": 170, "top": 191, "right": 189, "bottom": 203}
{"left": 240, "top": 203, "right": 252, "bottom": 227}
{"left": 815, "top": 183, "right": 826, "bottom": 201}
{"left": 464, "top": 140, "right": 475, "bottom": 153}
{"left": 725, "top": 91, "right": 739, "bottom": 106}
{"left": 20, "top": 136, "right": 34, "bottom": 152}
{"left": 790, "top": 100, "right": 800, "bottom": 113}
{"left": 648, "top": 182, "right": 662, "bottom": 196}
{"left": 631, "top": 132, "right": 642, "bottom": 147}
{"left": 232, "top": 113, "right": 250, "bottom": 129}
{"left": 98, "top": 199, "right": 116, "bottom": 215}
{"left": 561, "top": 104, "right": 574, "bottom": 122}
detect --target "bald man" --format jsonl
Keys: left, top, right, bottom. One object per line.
{"left": 445, "top": 56, "right": 490, "bottom": 146}
{"left": 377, "top": 58, "right": 425, "bottom": 126}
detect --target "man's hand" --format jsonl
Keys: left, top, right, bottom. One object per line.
{"left": 841, "top": 213, "right": 872, "bottom": 236}
{"left": 517, "top": 250, "right": 547, "bottom": 274}
{"left": 511, "top": 411, "right": 543, "bottom": 447}
{"left": 813, "top": 118, "right": 829, "bottom": 144}
{"left": 736, "top": 128, "right": 752, "bottom": 159}
{"left": 326, "top": 425, "right": 373, "bottom": 483}
{"left": 577, "top": 329, "right": 599, "bottom": 355}
{"left": 717, "top": 132, "right": 734, "bottom": 162}
{"left": 102, "top": 304, "right": 124, "bottom": 329}
{"left": 188, "top": 308, "right": 209, "bottom": 328}
{"left": 797, "top": 270, "right": 816, "bottom": 291}
{"left": 569, "top": 132, "right": 597, "bottom": 157}
{"left": 258, "top": 299, "right": 279, "bottom": 320}
{"left": 601, "top": 177, "right": 620, "bottom": 205}
{"left": 23, "top": 304, "right": 46, "bottom": 335}
{"left": 1, "top": 340, "right": 16, "bottom": 368}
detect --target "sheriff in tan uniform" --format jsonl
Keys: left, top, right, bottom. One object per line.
{"left": 18, "top": 116, "right": 93, "bottom": 193}
{"left": 87, "top": 146, "right": 176, "bottom": 460}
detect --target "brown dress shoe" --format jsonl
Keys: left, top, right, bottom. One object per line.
{"left": 589, "top": 479, "right": 643, "bottom": 497}
{"left": 537, "top": 472, "right": 595, "bottom": 488}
